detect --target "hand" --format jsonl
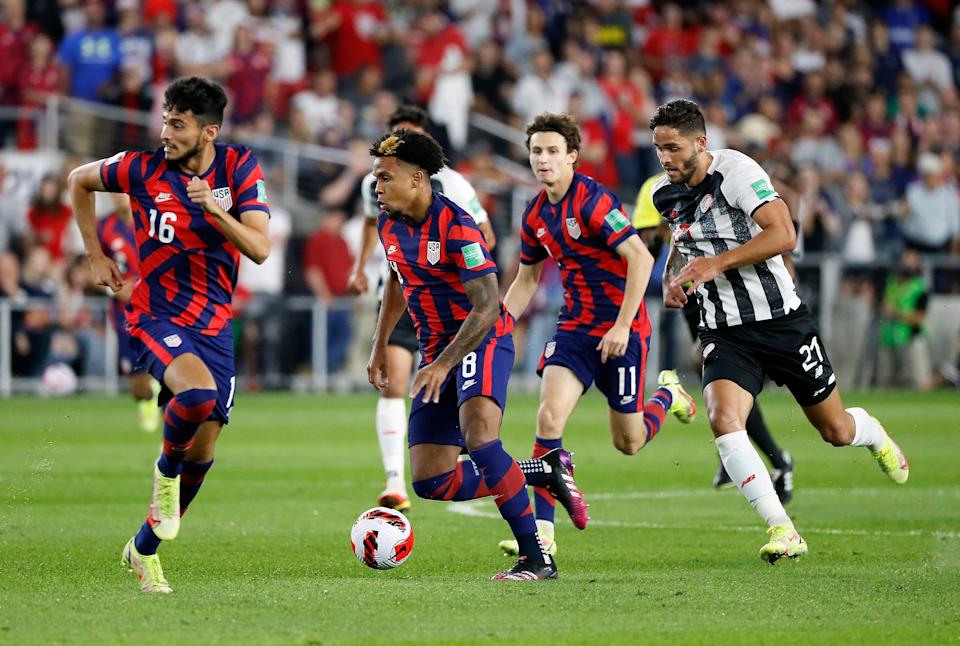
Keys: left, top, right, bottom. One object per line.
{"left": 367, "top": 344, "right": 389, "bottom": 391}
{"left": 347, "top": 268, "right": 368, "bottom": 295}
{"left": 186, "top": 176, "right": 218, "bottom": 213}
{"left": 597, "top": 322, "right": 630, "bottom": 364}
{"left": 663, "top": 282, "right": 688, "bottom": 309}
{"left": 88, "top": 254, "right": 124, "bottom": 293}
{"left": 671, "top": 257, "right": 722, "bottom": 295}
{"left": 410, "top": 360, "right": 451, "bottom": 404}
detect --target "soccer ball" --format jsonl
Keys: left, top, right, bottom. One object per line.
{"left": 41, "top": 363, "right": 78, "bottom": 397}
{"left": 350, "top": 507, "right": 414, "bottom": 570}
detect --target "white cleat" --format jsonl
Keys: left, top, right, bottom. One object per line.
{"left": 121, "top": 538, "right": 172, "bottom": 593}
{"left": 149, "top": 464, "right": 181, "bottom": 541}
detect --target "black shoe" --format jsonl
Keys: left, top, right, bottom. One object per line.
{"left": 540, "top": 448, "right": 590, "bottom": 530}
{"left": 771, "top": 452, "right": 794, "bottom": 505}
{"left": 713, "top": 462, "right": 734, "bottom": 490}
{"left": 491, "top": 556, "right": 558, "bottom": 580}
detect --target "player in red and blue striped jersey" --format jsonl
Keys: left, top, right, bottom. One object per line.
{"left": 368, "top": 129, "right": 571, "bottom": 580}
{"left": 97, "top": 193, "right": 161, "bottom": 433}
{"left": 499, "top": 113, "right": 698, "bottom": 558}
{"left": 68, "top": 77, "right": 271, "bottom": 593}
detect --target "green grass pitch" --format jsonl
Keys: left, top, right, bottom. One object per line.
{"left": 1, "top": 389, "right": 958, "bottom": 644}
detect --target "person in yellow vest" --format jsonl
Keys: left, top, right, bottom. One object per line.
{"left": 634, "top": 172, "right": 795, "bottom": 504}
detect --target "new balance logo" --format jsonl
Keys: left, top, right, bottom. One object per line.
{"left": 156, "top": 193, "right": 173, "bottom": 203}
{"left": 461, "top": 379, "right": 476, "bottom": 391}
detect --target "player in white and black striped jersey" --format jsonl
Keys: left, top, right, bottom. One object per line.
{"left": 650, "top": 99, "right": 910, "bottom": 564}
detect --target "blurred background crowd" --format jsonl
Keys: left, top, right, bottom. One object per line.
{"left": 0, "top": 0, "right": 958, "bottom": 395}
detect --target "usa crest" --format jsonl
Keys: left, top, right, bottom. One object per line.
{"left": 544, "top": 341, "right": 556, "bottom": 358}
{"left": 212, "top": 187, "right": 233, "bottom": 212}
{"left": 427, "top": 241, "right": 441, "bottom": 265}
{"left": 566, "top": 217, "right": 582, "bottom": 239}
{"left": 163, "top": 334, "right": 183, "bottom": 348}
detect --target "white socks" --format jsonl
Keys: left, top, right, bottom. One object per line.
{"left": 716, "top": 431, "right": 791, "bottom": 528}
{"left": 847, "top": 407, "right": 886, "bottom": 451}
{"left": 376, "top": 398, "right": 408, "bottom": 493}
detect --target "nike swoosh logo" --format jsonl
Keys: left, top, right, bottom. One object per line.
{"left": 461, "top": 379, "right": 476, "bottom": 391}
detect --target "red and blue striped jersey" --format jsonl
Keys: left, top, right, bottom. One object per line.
{"left": 97, "top": 212, "right": 138, "bottom": 335}
{"left": 378, "top": 193, "right": 513, "bottom": 364}
{"left": 520, "top": 172, "right": 650, "bottom": 337}
{"left": 99, "top": 143, "right": 270, "bottom": 334}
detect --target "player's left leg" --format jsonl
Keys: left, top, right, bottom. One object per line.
{"left": 801, "top": 390, "right": 908, "bottom": 484}
{"left": 376, "top": 343, "right": 415, "bottom": 512}
{"left": 130, "top": 371, "right": 160, "bottom": 433}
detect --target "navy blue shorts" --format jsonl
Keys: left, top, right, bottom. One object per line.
{"left": 115, "top": 324, "right": 144, "bottom": 376}
{"left": 128, "top": 317, "right": 236, "bottom": 424}
{"left": 408, "top": 334, "right": 515, "bottom": 447}
{"left": 537, "top": 329, "right": 650, "bottom": 413}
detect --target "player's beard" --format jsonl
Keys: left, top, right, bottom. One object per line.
{"left": 167, "top": 134, "right": 204, "bottom": 165}
{"left": 668, "top": 150, "right": 700, "bottom": 185}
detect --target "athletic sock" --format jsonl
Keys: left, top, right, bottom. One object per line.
{"left": 134, "top": 522, "right": 161, "bottom": 555}
{"left": 179, "top": 459, "right": 213, "bottom": 516}
{"left": 411, "top": 460, "right": 490, "bottom": 501}
{"left": 716, "top": 431, "right": 791, "bottom": 527}
{"left": 156, "top": 389, "right": 216, "bottom": 478}
{"left": 470, "top": 439, "right": 544, "bottom": 564}
{"left": 848, "top": 407, "right": 886, "bottom": 451}
{"left": 642, "top": 387, "right": 673, "bottom": 443}
{"left": 376, "top": 397, "right": 407, "bottom": 491}
{"left": 745, "top": 404, "right": 788, "bottom": 469}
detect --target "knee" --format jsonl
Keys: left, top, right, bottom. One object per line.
{"left": 818, "top": 418, "right": 852, "bottom": 446}
{"left": 707, "top": 405, "right": 743, "bottom": 435}
{"left": 536, "top": 404, "right": 564, "bottom": 438}
{"left": 412, "top": 476, "right": 441, "bottom": 500}
{"left": 131, "top": 381, "right": 153, "bottom": 401}
{"left": 613, "top": 436, "right": 642, "bottom": 456}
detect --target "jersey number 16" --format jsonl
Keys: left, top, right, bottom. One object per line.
{"left": 148, "top": 209, "right": 177, "bottom": 243}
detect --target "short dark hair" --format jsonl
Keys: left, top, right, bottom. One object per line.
{"left": 649, "top": 99, "right": 706, "bottom": 136}
{"left": 387, "top": 105, "right": 430, "bottom": 130}
{"left": 370, "top": 129, "right": 446, "bottom": 175}
{"left": 525, "top": 112, "right": 581, "bottom": 158}
{"left": 163, "top": 77, "right": 228, "bottom": 126}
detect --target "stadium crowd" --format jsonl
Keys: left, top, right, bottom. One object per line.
{"left": 0, "top": 0, "right": 958, "bottom": 390}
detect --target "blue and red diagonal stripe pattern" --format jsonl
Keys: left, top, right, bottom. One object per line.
{"left": 99, "top": 143, "right": 270, "bottom": 334}
{"left": 97, "top": 212, "right": 139, "bottom": 336}
{"left": 520, "top": 172, "right": 651, "bottom": 338}
{"left": 378, "top": 193, "right": 512, "bottom": 364}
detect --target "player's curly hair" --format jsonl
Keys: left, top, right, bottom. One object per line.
{"left": 649, "top": 99, "right": 706, "bottom": 136}
{"left": 524, "top": 113, "right": 581, "bottom": 162}
{"left": 163, "top": 77, "right": 228, "bottom": 126}
{"left": 387, "top": 105, "right": 430, "bottom": 130}
{"left": 370, "top": 129, "right": 446, "bottom": 176}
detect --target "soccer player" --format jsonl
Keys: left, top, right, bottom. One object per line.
{"left": 650, "top": 99, "right": 908, "bottom": 563}
{"left": 97, "top": 193, "right": 161, "bottom": 433}
{"left": 633, "top": 172, "right": 795, "bottom": 504}
{"left": 498, "top": 113, "right": 697, "bottom": 558}
{"left": 348, "top": 105, "right": 496, "bottom": 514}
{"left": 368, "top": 128, "right": 566, "bottom": 580}
{"left": 68, "top": 77, "right": 271, "bottom": 592}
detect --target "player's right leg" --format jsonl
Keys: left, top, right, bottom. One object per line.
{"left": 705, "top": 379, "right": 805, "bottom": 563}
{"left": 130, "top": 371, "right": 160, "bottom": 433}
{"left": 376, "top": 343, "right": 415, "bottom": 512}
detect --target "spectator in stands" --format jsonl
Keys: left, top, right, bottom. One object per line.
{"left": 26, "top": 174, "right": 72, "bottom": 271}
{"left": 116, "top": 0, "right": 153, "bottom": 82}
{"left": 503, "top": 4, "right": 548, "bottom": 76}
{"left": 303, "top": 210, "right": 354, "bottom": 374}
{"left": 225, "top": 22, "right": 273, "bottom": 125}
{"left": 310, "top": 0, "right": 387, "bottom": 87}
{"left": 0, "top": 0, "right": 38, "bottom": 145}
{"left": 175, "top": 2, "right": 231, "bottom": 79}
{"left": 511, "top": 47, "right": 570, "bottom": 125}
{"left": 797, "top": 164, "right": 842, "bottom": 254}
{"left": 17, "top": 32, "right": 60, "bottom": 149}
{"left": 901, "top": 152, "right": 960, "bottom": 255}
{"left": 291, "top": 70, "right": 341, "bottom": 140}
{"left": 471, "top": 40, "right": 515, "bottom": 122}
{"left": 902, "top": 25, "right": 954, "bottom": 93}
{"left": 876, "top": 249, "right": 932, "bottom": 390}
{"left": 57, "top": 0, "right": 120, "bottom": 103}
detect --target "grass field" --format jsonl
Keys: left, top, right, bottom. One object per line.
{"left": 1, "top": 388, "right": 958, "bottom": 644}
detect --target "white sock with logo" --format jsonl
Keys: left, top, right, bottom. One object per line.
{"left": 847, "top": 407, "right": 886, "bottom": 451}
{"left": 376, "top": 398, "right": 408, "bottom": 493}
{"left": 716, "top": 431, "right": 791, "bottom": 528}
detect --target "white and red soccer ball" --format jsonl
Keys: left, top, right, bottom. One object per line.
{"left": 350, "top": 507, "right": 414, "bottom": 570}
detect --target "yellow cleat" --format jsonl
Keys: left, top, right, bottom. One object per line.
{"left": 498, "top": 535, "right": 557, "bottom": 558}
{"left": 138, "top": 379, "right": 162, "bottom": 433}
{"left": 121, "top": 538, "right": 172, "bottom": 593}
{"left": 871, "top": 422, "right": 909, "bottom": 485}
{"left": 657, "top": 369, "right": 697, "bottom": 424}
{"left": 759, "top": 524, "right": 807, "bottom": 564}
{"left": 149, "top": 465, "right": 181, "bottom": 541}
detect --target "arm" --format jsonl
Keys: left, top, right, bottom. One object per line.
{"left": 597, "top": 235, "right": 654, "bottom": 362}
{"left": 409, "top": 273, "right": 501, "bottom": 403}
{"left": 671, "top": 198, "right": 796, "bottom": 294}
{"left": 186, "top": 177, "right": 270, "bottom": 264}
{"left": 66, "top": 160, "right": 124, "bottom": 292}
{"left": 502, "top": 260, "right": 543, "bottom": 320}
{"left": 348, "top": 217, "right": 378, "bottom": 294}
{"left": 662, "top": 241, "right": 688, "bottom": 309}
{"left": 368, "top": 270, "right": 407, "bottom": 391}
{"left": 478, "top": 219, "right": 497, "bottom": 250}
